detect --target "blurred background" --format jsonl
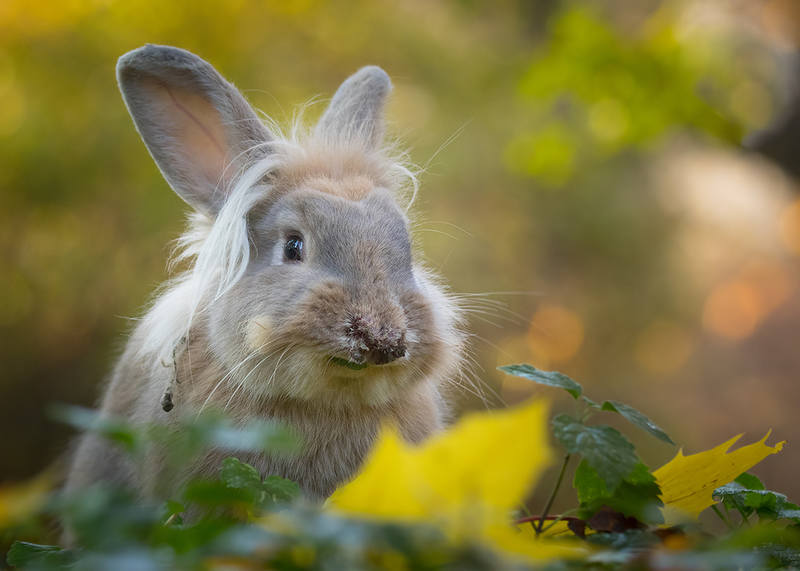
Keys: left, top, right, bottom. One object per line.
{"left": 1, "top": 0, "right": 799, "bottom": 513}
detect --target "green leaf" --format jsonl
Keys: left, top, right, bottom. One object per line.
{"left": 575, "top": 460, "right": 664, "bottom": 525}
{"left": 50, "top": 405, "right": 142, "bottom": 454}
{"left": 498, "top": 364, "right": 582, "bottom": 398}
{"left": 261, "top": 475, "right": 301, "bottom": 506}
{"left": 735, "top": 472, "right": 765, "bottom": 490}
{"left": 221, "top": 457, "right": 262, "bottom": 490}
{"left": 600, "top": 400, "right": 675, "bottom": 445}
{"left": 219, "top": 458, "right": 300, "bottom": 510}
{"left": 714, "top": 477, "right": 798, "bottom": 522}
{"left": 778, "top": 506, "right": 800, "bottom": 522}
{"left": 552, "top": 414, "right": 638, "bottom": 490}
{"left": 6, "top": 542, "right": 73, "bottom": 567}
{"left": 162, "top": 500, "right": 185, "bottom": 525}
{"left": 581, "top": 395, "right": 602, "bottom": 409}
{"left": 585, "top": 529, "right": 660, "bottom": 549}
{"left": 183, "top": 480, "right": 255, "bottom": 507}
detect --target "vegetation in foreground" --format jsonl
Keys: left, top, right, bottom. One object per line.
{"left": 2, "top": 364, "right": 798, "bottom": 570}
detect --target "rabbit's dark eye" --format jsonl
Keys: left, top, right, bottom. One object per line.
{"left": 283, "top": 235, "right": 304, "bottom": 262}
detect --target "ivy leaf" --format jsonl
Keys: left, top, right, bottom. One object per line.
{"left": 498, "top": 364, "right": 582, "bottom": 398}
{"left": 574, "top": 460, "right": 664, "bottom": 525}
{"left": 600, "top": 400, "right": 675, "bottom": 445}
{"left": 551, "top": 414, "right": 638, "bottom": 491}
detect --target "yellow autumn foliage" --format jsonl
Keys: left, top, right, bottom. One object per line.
{"left": 0, "top": 473, "right": 50, "bottom": 529}
{"left": 329, "top": 398, "right": 586, "bottom": 562}
{"left": 330, "top": 395, "right": 787, "bottom": 562}
{"left": 654, "top": 431, "right": 785, "bottom": 524}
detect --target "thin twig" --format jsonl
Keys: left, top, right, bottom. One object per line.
{"left": 712, "top": 505, "right": 735, "bottom": 530}
{"left": 536, "top": 453, "right": 571, "bottom": 535}
{"left": 515, "top": 515, "right": 582, "bottom": 525}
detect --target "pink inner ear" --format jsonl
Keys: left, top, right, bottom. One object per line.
{"left": 145, "top": 77, "right": 230, "bottom": 189}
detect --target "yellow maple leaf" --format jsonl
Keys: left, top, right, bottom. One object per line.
{"left": 654, "top": 431, "right": 785, "bottom": 524}
{"left": 328, "top": 398, "right": 584, "bottom": 562}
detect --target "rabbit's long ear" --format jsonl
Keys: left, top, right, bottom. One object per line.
{"left": 117, "top": 45, "right": 273, "bottom": 215}
{"left": 314, "top": 66, "right": 392, "bottom": 149}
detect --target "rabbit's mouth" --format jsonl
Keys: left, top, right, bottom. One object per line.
{"left": 330, "top": 357, "right": 369, "bottom": 371}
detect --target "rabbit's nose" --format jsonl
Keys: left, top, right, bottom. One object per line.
{"left": 346, "top": 315, "right": 407, "bottom": 365}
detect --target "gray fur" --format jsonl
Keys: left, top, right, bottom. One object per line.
{"left": 65, "top": 47, "right": 464, "bottom": 508}
{"left": 117, "top": 44, "right": 274, "bottom": 215}
{"left": 314, "top": 65, "right": 391, "bottom": 149}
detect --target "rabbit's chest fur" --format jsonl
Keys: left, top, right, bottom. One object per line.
{"left": 69, "top": 325, "right": 442, "bottom": 499}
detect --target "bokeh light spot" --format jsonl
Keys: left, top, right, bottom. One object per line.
{"left": 634, "top": 319, "right": 693, "bottom": 375}
{"left": 527, "top": 304, "right": 584, "bottom": 364}
{"left": 779, "top": 199, "right": 800, "bottom": 255}
{"left": 702, "top": 279, "right": 764, "bottom": 340}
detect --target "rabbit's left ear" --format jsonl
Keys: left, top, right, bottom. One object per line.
{"left": 314, "top": 66, "right": 392, "bottom": 149}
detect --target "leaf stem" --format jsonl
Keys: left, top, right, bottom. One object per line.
{"left": 536, "top": 452, "right": 571, "bottom": 535}
{"left": 540, "top": 508, "right": 580, "bottom": 533}
{"left": 712, "top": 505, "right": 735, "bottom": 530}
{"left": 735, "top": 506, "right": 752, "bottom": 526}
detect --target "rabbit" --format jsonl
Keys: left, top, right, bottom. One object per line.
{"left": 64, "top": 44, "right": 465, "bottom": 501}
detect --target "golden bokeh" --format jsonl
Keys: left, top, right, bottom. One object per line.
{"left": 527, "top": 304, "right": 585, "bottom": 366}
{"left": 634, "top": 320, "right": 694, "bottom": 375}
{"left": 779, "top": 198, "right": 800, "bottom": 255}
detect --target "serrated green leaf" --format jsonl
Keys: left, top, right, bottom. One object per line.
{"left": 261, "top": 475, "right": 301, "bottom": 506}
{"left": 221, "top": 457, "right": 262, "bottom": 490}
{"left": 6, "top": 542, "right": 73, "bottom": 567}
{"left": 714, "top": 480, "right": 795, "bottom": 522}
{"left": 574, "top": 460, "right": 663, "bottom": 525}
{"left": 735, "top": 473, "right": 765, "bottom": 490}
{"left": 498, "top": 364, "right": 582, "bottom": 398}
{"left": 551, "top": 414, "right": 637, "bottom": 490}
{"left": 600, "top": 400, "right": 675, "bottom": 445}
{"left": 778, "top": 506, "right": 800, "bottom": 521}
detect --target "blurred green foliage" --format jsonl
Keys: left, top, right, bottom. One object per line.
{"left": 507, "top": 6, "right": 754, "bottom": 184}
{"left": 5, "top": 369, "right": 800, "bottom": 570}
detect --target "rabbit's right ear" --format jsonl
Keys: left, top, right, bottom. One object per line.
{"left": 117, "top": 45, "right": 274, "bottom": 216}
